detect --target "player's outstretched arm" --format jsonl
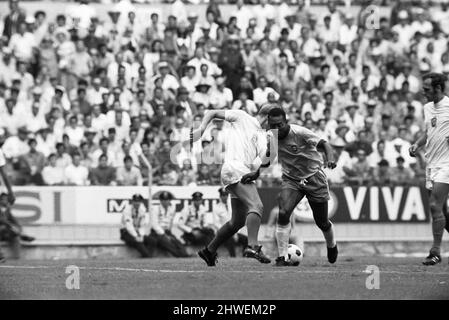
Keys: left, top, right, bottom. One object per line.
{"left": 190, "top": 110, "right": 227, "bottom": 146}
{"left": 317, "top": 139, "right": 336, "bottom": 169}
{"left": 409, "top": 132, "right": 427, "bottom": 157}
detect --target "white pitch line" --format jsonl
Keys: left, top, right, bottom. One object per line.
{"left": 1, "top": 265, "right": 449, "bottom": 276}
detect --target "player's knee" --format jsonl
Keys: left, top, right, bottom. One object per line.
{"left": 247, "top": 201, "right": 264, "bottom": 218}
{"left": 277, "top": 209, "right": 290, "bottom": 226}
{"left": 229, "top": 219, "right": 245, "bottom": 232}
{"left": 316, "top": 219, "right": 332, "bottom": 232}
{"left": 430, "top": 206, "right": 445, "bottom": 222}
{"left": 429, "top": 199, "right": 444, "bottom": 218}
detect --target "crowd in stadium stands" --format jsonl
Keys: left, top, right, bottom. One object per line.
{"left": 0, "top": 0, "right": 446, "bottom": 187}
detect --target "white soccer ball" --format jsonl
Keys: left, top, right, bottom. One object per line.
{"left": 287, "top": 244, "right": 304, "bottom": 264}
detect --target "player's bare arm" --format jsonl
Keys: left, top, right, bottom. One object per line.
{"left": 317, "top": 139, "right": 337, "bottom": 169}
{"left": 409, "top": 132, "right": 427, "bottom": 157}
{"left": 190, "top": 110, "right": 226, "bottom": 146}
{"left": 241, "top": 161, "right": 271, "bottom": 184}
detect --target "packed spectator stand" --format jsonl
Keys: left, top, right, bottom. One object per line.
{"left": 0, "top": 0, "right": 444, "bottom": 188}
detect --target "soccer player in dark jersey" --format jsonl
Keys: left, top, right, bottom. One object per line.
{"left": 243, "top": 107, "right": 338, "bottom": 266}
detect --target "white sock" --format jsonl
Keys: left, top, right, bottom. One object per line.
{"left": 276, "top": 223, "right": 291, "bottom": 259}
{"left": 323, "top": 222, "right": 336, "bottom": 248}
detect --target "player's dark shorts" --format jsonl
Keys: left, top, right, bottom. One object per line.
{"left": 281, "top": 169, "right": 330, "bottom": 203}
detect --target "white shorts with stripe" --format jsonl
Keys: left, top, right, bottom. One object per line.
{"left": 425, "top": 167, "right": 449, "bottom": 190}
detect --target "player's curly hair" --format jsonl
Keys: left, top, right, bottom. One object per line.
{"left": 422, "top": 72, "right": 448, "bottom": 92}
{"left": 268, "top": 107, "right": 286, "bottom": 119}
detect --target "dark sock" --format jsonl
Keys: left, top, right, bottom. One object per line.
{"left": 207, "top": 222, "right": 236, "bottom": 253}
{"left": 443, "top": 203, "right": 449, "bottom": 233}
{"left": 246, "top": 212, "right": 261, "bottom": 247}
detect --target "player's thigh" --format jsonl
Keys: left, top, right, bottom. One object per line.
{"left": 278, "top": 188, "right": 304, "bottom": 215}
{"left": 304, "top": 170, "right": 330, "bottom": 204}
{"left": 430, "top": 182, "right": 449, "bottom": 208}
{"left": 227, "top": 182, "right": 263, "bottom": 215}
{"left": 430, "top": 169, "right": 449, "bottom": 207}
{"left": 278, "top": 186, "right": 304, "bottom": 215}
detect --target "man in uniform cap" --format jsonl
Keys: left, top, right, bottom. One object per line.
{"left": 119, "top": 193, "right": 155, "bottom": 258}
{"left": 146, "top": 191, "right": 189, "bottom": 257}
{"left": 176, "top": 192, "right": 215, "bottom": 246}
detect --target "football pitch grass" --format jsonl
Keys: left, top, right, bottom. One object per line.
{"left": 1, "top": 257, "right": 449, "bottom": 300}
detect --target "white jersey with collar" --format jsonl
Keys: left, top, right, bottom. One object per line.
{"left": 424, "top": 95, "right": 449, "bottom": 169}
{"left": 220, "top": 110, "right": 268, "bottom": 186}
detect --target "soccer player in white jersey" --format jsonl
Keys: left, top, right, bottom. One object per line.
{"left": 192, "top": 107, "right": 273, "bottom": 266}
{"left": 409, "top": 73, "right": 449, "bottom": 265}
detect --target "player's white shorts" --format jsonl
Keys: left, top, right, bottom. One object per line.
{"left": 425, "top": 167, "right": 449, "bottom": 190}
{"left": 221, "top": 160, "right": 255, "bottom": 188}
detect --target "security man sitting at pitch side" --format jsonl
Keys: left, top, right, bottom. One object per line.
{"left": 175, "top": 192, "right": 215, "bottom": 246}
{"left": 149, "top": 191, "right": 189, "bottom": 257}
{"left": 120, "top": 194, "right": 156, "bottom": 258}
{"left": 0, "top": 193, "right": 35, "bottom": 262}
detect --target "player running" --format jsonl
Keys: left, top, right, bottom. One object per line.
{"left": 409, "top": 73, "right": 449, "bottom": 266}
{"left": 243, "top": 107, "right": 338, "bottom": 266}
{"left": 191, "top": 108, "right": 273, "bottom": 266}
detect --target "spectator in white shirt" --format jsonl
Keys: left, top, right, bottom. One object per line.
{"left": 181, "top": 64, "right": 199, "bottom": 96}
{"left": 91, "top": 104, "right": 108, "bottom": 132}
{"left": 2, "top": 126, "right": 29, "bottom": 159}
{"left": 341, "top": 104, "right": 365, "bottom": 134}
{"left": 64, "top": 115, "right": 84, "bottom": 147}
{"left": 232, "top": 90, "right": 258, "bottom": 116}
{"left": 91, "top": 137, "right": 117, "bottom": 168}
{"left": 0, "top": 98, "right": 24, "bottom": 136}
{"left": 35, "top": 127, "right": 56, "bottom": 157}
{"left": 338, "top": 13, "right": 358, "bottom": 48}
{"left": 210, "top": 77, "right": 233, "bottom": 109}
{"left": 86, "top": 77, "right": 108, "bottom": 106}
{"left": 299, "top": 26, "right": 321, "bottom": 58}
{"left": 42, "top": 153, "right": 65, "bottom": 186}
{"left": 8, "top": 22, "right": 36, "bottom": 63}
{"left": 157, "top": 61, "right": 179, "bottom": 93}
{"left": 55, "top": 142, "right": 72, "bottom": 168}
{"left": 411, "top": 8, "right": 433, "bottom": 36}
{"left": 325, "top": 137, "right": 352, "bottom": 185}
{"left": 394, "top": 62, "right": 420, "bottom": 93}
{"left": 116, "top": 155, "right": 143, "bottom": 186}
{"left": 26, "top": 101, "right": 46, "bottom": 133}
{"left": 392, "top": 11, "right": 414, "bottom": 48}
{"left": 64, "top": 153, "right": 89, "bottom": 186}
{"left": 109, "top": 109, "right": 130, "bottom": 143}
{"left": 254, "top": 0, "right": 275, "bottom": 26}
{"left": 301, "top": 90, "right": 326, "bottom": 122}
{"left": 253, "top": 76, "right": 279, "bottom": 107}
{"left": 320, "top": 15, "right": 339, "bottom": 43}
{"left": 284, "top": 14, "right": 302, "bottom": 41}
